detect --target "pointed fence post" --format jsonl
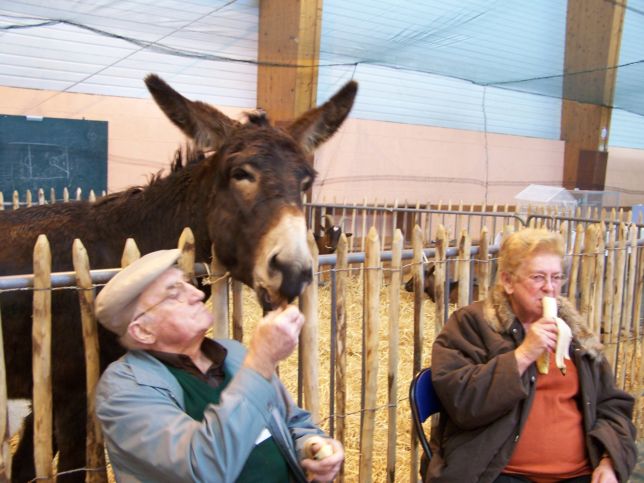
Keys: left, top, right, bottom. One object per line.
{"left": 72, "top": 239, "right": 107, "bottom": 482}
{"left": 457, "top": 229, "right": 471, "bottom": 308}
{"left": 0, "top": 306, "right": 11, "bottom": 480}
{"left": 359, "top": 226, "right": 381, "bottom": 483}
{"left": 121, "top": 239, "right": 140, "bottom": 268}
{"left": 410, "top": 225, "right": 424, "bottom": 482}
{"left": 300, "top": 230, "right": 320, "bottom": 422}
{"left": 387, "top": 229, "right": 402, "bottom": 483}
{"left": 177, "top": 228, "right": 195, "bottom": 281}
{"left": 434, "top": 225, "right": 448, "bottom": 331}
{"left": 477, "top": 227, "right": 490, "bottom": 301}
{"left": 335, "top": 233, "right": 349, "bottom": 482}
{"left": 210, "top": 245, "right": 229, "bottom": 339}
{"left": 32, "top": 235, "right": 53, "bottom": 482}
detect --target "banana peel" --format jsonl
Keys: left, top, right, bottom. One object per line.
{"left": 536, "top": 297, "right": 572, "bottom": 375}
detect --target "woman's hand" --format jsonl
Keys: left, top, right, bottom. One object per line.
{"left": 515, "top": 317, "right": 558, "bottom": 375}
{"left": 591, "top": 455, "right": 618, "bottom": 483}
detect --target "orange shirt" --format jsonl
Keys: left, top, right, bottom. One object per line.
{"left": 504, "top": 357, "right": 592, "bottom": 483}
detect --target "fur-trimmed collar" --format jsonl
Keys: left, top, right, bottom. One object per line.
{"left": 483, "top": 289, "right": 604, "bottom": 360}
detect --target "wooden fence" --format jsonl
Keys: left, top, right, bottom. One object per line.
{"left": 306, "top": 200, "right": 644, "bottom": 253}
{"left": 0, "top": 218, "right": 643, "bottom": 482}
{"left": 0, "top": 187, "right": 104, "bottom": 210}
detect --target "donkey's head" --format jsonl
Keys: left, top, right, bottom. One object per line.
{"left": 145, "top": 74, "right": 357, "bottom": 309}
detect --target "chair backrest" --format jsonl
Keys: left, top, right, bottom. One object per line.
{"left": 409, "top": 367, "right": 442, "bottom": 460}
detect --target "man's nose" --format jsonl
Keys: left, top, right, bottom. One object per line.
{"left": 187, "top": 283, "right": 205, "bottom": 302}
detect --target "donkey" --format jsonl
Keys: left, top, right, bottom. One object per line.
{"left": 0, "top": 74, "right": 357, "bottom": 481}
{"left": 314, "top": 214, "right": 352, "bottom": 255}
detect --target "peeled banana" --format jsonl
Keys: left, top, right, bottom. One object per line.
{"left": 536, "top": 296, "right": 572, "bottom": 375}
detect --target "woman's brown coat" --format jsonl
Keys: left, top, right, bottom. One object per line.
{"left": 425, "top": 292, "right": 637, "bottom": 483}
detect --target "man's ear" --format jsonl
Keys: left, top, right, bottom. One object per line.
{"left": 500, "top": 271, "right": 514, "bottom": 295}
{"left": 128, "top": 320, "right": 157, "bottom": 345}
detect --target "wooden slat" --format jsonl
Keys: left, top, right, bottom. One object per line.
{"left": 0, "top": 306, "right": 11, "bottom": 480}
{"left": 32, "top": 234, "right": 53, "bottom": 481}
{"left": 617, "top": 224, "right": 637, "bottom": 389}
{"left": 603, "top": 229, "right": 616, "bottom": 365}
{"left": 210, "top": 245, "right": 230, "bottom": 339}
{"left": 72, "top": 239, "right": 107, "bottom": 482}
{"left": 334, "top": 233, "right": 349, "bottom": 483}
{"left": 568, "top": 224, "right": 584, "bottom": 306}
{"left": 300, "top": 230, "right": 320, "bottom": 421}
{"left": 592, "top": 224, "right": 605, "bottom": 337}
{"left": 120, "top": 238, "right": 140, "bottom": 267}
{"left": 232, "top": 280, "right": 244, "bottom": 343}
{"left": 457, "top": 229, "right": 471, "bottom": 308}
{"left": 386, "top": 229, "right": 402, "bottom": 483}
{"left": 177, "top": 227, "right": 195, "bottom": 281}
{"left": 409, "top": 225, "right": 424, "bottom": 483}
{"left": 434, "top": 225, "right": 447, "bottom": 331}
{"left": 611, "top": 223, "right": 627, "bottom": 381}
{"left": 359, "top": 227, "right": 381, "bottom": 483}
{"left": 477, "top": 227, "right": 490, "bottom": 301}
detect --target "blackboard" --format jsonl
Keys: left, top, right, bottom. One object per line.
{"left": 0, "top": 114, "right": 108, "bottom": 199}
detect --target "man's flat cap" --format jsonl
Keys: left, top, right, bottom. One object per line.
{"left": 95, "top": 249, "right": 181, "bottom": 336}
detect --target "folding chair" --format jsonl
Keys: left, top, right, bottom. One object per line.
{"left": 409, "top": 367, "right": 442, "bottom": 460}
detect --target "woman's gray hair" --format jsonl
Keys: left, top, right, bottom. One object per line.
{"left": 493, "top": 228, "right": 565, "bottom": 295}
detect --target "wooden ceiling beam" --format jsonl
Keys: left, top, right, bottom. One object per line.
{"left": 561, "top": 0, "right": 626, "bottom": 190}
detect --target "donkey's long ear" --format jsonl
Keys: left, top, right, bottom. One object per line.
{"left": 145, "top": 74, "right": 239, "bottom": 151}
{"left": 287, "top": 81, "right": 358, "bottom": 154}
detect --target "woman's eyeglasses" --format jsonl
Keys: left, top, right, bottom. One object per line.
{"left": 523, "top": 273, "right": 567, "bottom": 288}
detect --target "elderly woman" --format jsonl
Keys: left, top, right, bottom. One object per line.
{"left": 425, "top": 228, "right": 636, "bottom": 483}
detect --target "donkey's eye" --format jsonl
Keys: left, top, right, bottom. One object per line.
{"left": 300, "top": 176, "right": 312, "bottom": 192}
{"left": 231, "top": 167, "right": 255, "bottom": 182}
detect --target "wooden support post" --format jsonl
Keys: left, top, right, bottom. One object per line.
{"left": 257, "top": 0, "right": 322, "bottom": 123}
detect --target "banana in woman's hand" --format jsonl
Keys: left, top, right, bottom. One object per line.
{"left": 536, "top": 296, "right": 572, "bottom": 375}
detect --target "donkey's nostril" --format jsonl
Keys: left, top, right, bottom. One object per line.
{"left": 302, "top": 267, "right": 313, "bottom": 285}
{"left": 269, "top": 254, "right": 279, "bottom": 272}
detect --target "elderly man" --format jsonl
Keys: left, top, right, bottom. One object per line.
{"left": 94, "top": 249, "right": 343, "bottom": 482}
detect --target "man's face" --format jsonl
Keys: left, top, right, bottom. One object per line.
{"left": 502, "top": 253, "right": 564, "bottom": 323}
{"left": 134, "top": 267, "right": 213, "bottom": 350}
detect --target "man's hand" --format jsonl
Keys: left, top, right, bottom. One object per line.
{"left": 300, "top": 438, "right": 344, "bottom": 482}
{"left": 515, "top": 317, "right": 558, "bottom": 375}
{"left": 244, "top": 305, "right": 305, "bottom": 379}
{"left": 591, "top": 456, "right": 618, "bottom": 483}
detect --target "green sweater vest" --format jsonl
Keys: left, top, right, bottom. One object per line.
{"left": 164, "top": 364, "right": 290, "bottom": 482}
